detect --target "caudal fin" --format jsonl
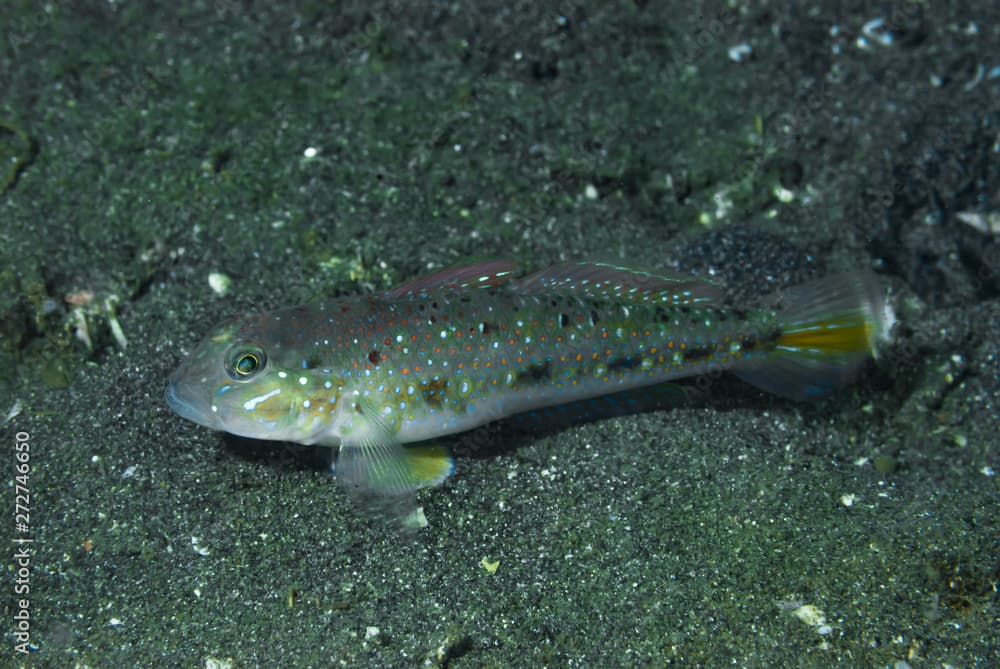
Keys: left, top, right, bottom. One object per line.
{"left": 734, "top": 272, "right": 893, "bottom": 401}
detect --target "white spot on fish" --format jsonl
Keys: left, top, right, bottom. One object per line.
{"left": 303, "top": 399, "right": 311, "bottom": 408}
{"left": 298, "top": 376, "right": 308, "bottom": 385}
{"left": 243, "top": 388, "right": 281, "bottom": 411}
{"left": 278, "top": 371, "right": 287, "bottom": 379}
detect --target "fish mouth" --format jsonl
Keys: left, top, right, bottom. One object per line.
{"left": 165, "top": 378, "right": 218, "bottom": 429}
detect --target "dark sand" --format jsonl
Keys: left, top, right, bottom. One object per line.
{"left": 2, "top": 3, "right": 997, "bottom": 667}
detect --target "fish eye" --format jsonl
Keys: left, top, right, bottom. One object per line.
{"left": 235, "top": 353, "right": 260, "bottom": 375}
{"left": 226, "top": 343, "right": 267, "bottom": 380}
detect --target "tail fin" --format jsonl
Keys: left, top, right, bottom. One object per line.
{"left": 734, "top": 272, "right": 893, "bottom": 401}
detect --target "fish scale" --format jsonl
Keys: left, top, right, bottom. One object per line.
{"left": 166, "top": 260, "right": 890, "bottom": 512}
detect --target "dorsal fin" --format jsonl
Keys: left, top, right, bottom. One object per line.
{"left": 514, "top": 261, "right": 720, "bottom": 305}
{"left": 382, "top": 260, "right": 517, "bottom": 299}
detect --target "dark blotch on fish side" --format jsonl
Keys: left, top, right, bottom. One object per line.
{"left": 608, "top": 356, "right": 642, "bottom": 372}
{"left": 680, "top": 345, "right": 714, "bottom": 362}
{"left": 421, "top": 378, "right": 449, "bottom": 407}
{"left": 519, "top": 360, "right": 553, "bottom": 383}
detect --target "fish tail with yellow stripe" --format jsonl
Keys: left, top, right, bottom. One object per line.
{"left": 734, "top": 272, "right": 893, "bottom": 400}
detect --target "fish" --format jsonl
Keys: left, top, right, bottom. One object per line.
{"left": 166, "top": 260, "right": 891, "bottom": 511}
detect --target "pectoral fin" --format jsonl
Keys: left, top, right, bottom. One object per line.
{"left": 335, "top": 439, "right": 454, "bottom": 496}
{"left": 334, "top": 396, "right": 455, "bottom": 496}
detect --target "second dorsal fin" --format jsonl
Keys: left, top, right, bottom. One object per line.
{"left": 514, "top": 261, "right": 720, "bottom": 305}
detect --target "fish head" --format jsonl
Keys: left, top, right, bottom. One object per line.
{"left": 166, "top": 311, "right": 341, "bottom": 444}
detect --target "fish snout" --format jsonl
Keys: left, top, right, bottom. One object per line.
{"left": 165, "top": 371, "right": 219, "bottom": 429}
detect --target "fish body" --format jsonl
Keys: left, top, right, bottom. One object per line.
{"left": 166, "top": 261, "right": 890, "bottom": 502}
